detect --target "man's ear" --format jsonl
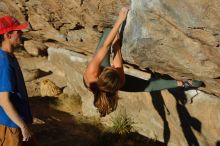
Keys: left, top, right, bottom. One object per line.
{"left": 3, "top": 32, "right": 11, "bottom": 40}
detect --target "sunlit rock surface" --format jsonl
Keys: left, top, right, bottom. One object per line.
{"left": 122, "top": 0, "right": 220, "bottom": 96}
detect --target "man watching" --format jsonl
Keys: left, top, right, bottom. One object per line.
{"left": 0, "top": 15, "right": 36, "bottom": 146}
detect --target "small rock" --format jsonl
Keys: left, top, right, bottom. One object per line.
{"left": 33, "top": 117, "right": 45, "bottom": 125}
{"left": 22, "top": 69, "right": 41, "bottom": 82}
{"left": 24, "top": 40, "right": 47, "bottom": 56}
{"left": 22, "top": 69, "right": 51, "bottom": 82}
{"left": 40, "top": 79, "right": 62, "bottom": 97}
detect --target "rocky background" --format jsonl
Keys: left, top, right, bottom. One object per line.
{"left": 0, "top": 0, "right": 220, "bottom": 146}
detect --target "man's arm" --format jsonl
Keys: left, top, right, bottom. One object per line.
{"left": 0, "top": 92, "right": 32, "bottom": 141}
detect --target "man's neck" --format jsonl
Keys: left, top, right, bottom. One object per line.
{"left": 1, "top": 41, "right": 13, "bottom": 54}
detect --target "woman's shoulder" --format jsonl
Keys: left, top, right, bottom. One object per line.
{"left": 83, "top": 74, "right": 98, "bottom": 91}
{"left": 83, "top": 75, "right": 90, "bottom": 88}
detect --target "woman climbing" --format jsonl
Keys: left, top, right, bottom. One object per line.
{"left": 83, "top": 7, "right": 203, "bottom": 117}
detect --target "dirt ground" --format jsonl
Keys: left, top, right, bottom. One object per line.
{"left": 29, "top": 96, "right": 100, "bottom": 146}
{"left": 29, "top": 96, "right": 164, "bottom": 146}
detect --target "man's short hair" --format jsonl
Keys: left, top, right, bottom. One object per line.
{"left": 0, "top": 31, "right": 14, "bottom": 45}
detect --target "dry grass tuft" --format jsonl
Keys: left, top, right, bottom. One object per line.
{"left": 109, "top": 110, "right": 134, "bottom": 135}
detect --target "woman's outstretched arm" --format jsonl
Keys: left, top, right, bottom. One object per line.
{"left": 112, "top": 32, "right": 125, "bottom": 87}
{"left": 84, "top": 7, "right": 129, "bottom": 85}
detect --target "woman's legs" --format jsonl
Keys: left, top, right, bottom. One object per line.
{"left": 144, "top": 79, "right": 179, "bottom": 92}
{"left": 144, "top": 79, "right": 203, "bottom": 92}
{"left": 95, "top": 28, "right": 111, "bottom": 68}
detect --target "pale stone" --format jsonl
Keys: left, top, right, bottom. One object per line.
{"left": 22, "top": 68, "right": 44, "bottom": 82}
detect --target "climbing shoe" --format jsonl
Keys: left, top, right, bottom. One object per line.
{"left": 183, "top": 80, "right": 204, "bottom": 89}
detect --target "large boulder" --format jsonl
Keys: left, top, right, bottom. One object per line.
{"left": 122, "top": 0, "right": 220, "bottom": 96}
{"left": 48, "top": 48, "right": 220, "bottom": 146}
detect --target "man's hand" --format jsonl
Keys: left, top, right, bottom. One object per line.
{"left": 20, "top": 124, "right": 33, "bottom": 141}
{"left": 0, "top": 92, "right": 33, "bottom": 141}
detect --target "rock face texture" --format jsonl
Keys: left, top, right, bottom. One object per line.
{"left": 1, "top": 0, "right": 220, "bottom": 146}
{"left": 0, "top": 0, "right": 129, "bottom": 52}
{"left": 122, "top": 0, "right": 220, "bottom": 96}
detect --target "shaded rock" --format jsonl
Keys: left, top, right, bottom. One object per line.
{"left": 40, "top": 79, "right": 62, "bottom": 97}
{"left": 22, "top": 68, "right": 50, "bottom": 82}
{"left": 33, "top": 117, "right": 45, "bottom": 125}
{"left": 25, "top": 80, "right": 41, "bottom": 97}
{"left": 101, "top": 90, "right": 220, "bottom": 146}
{"left": 24, "top": 40, "right": 48, "bottom": 56}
